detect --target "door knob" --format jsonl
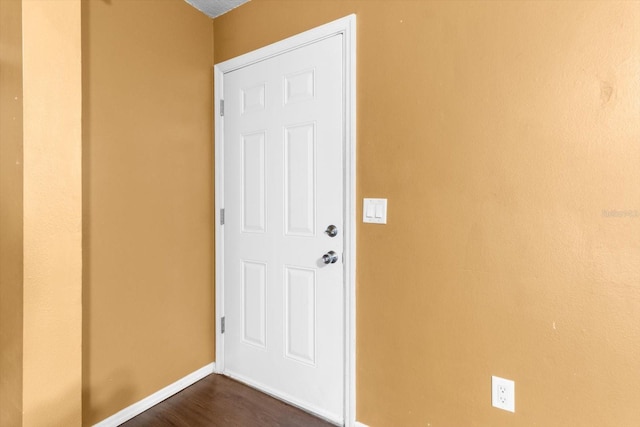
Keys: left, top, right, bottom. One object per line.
{"left": 325, "top": 225, "right": 338, "bottom": 237}
{"left": 322, "top": 250, "right": 339, "bottom": 264}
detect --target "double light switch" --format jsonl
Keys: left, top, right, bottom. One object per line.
{"left": 363, "top": 198, "right": 387, "bottom": 224}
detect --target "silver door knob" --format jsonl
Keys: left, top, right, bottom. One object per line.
{"left": 322, "top": 251, "right": 338, "bottom": 264}
{"left": 325, "top": 225, "right": 338, "bottom": 237}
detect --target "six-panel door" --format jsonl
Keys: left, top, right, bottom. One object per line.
{"left": 223, "top": 34, "right": 345, "bottom": 423}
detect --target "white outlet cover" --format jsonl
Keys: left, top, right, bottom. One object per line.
{"left": 492, "top": 375, "right": 515, "bottom": 413}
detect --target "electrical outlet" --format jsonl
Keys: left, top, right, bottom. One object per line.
{"left": 492, "top": 375, "right": 515, "bottom": 413}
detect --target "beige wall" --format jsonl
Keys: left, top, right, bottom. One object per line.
{"left": 214, "top": 1, "right": 640, "bottom": 426}
{"left": 2, "top": 1, "right": 84, "bottom": 425}
{"left": 0, "top": 0, "right": 24, "bottom": 424}
{"left": 82, "top": 0, "right": 214, "bottom": 423}
{"left": 21, "top": 0, "right": 83, "bottom": 425}
{"left": 4, "top": 0, "right": 638, "bottom": 425}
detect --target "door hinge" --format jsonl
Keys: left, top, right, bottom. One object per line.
{"left": 219, "top": 99, "right": 224, "bottom": 116}
{"left": 220, "top": 208, "right": 225, "bottom": 225}
{"left": 221, "top": 316, "right": 225, "bottom": 334}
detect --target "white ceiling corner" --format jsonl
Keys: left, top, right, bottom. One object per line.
{"left": 185, "top": 0, "right": 251, "bottom": 19}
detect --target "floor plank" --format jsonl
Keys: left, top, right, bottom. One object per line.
{"left": 120, "top": 374, "right": 335, "bottom": 427}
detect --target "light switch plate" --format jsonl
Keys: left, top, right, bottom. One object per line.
{"left": 363, "top": 198, "right": 387, "bottom": 224}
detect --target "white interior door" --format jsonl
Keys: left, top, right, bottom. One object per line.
{"left": 222, "top": 34, "right": 344, "bottom": 423}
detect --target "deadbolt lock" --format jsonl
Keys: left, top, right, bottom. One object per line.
{"left": 325, "top": 225, "right": 338, "bottom": 237}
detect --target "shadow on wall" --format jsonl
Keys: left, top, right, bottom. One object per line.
{"left": 81, "top": 0, "right": 92, "bottom": 423}
{"left": 27, "top": 373, "right": 132, "bottom": 427}
{"left": 81, "top": 370, "right": 135, "bottom": 426}
{"left": 79, "top": 3, "right": 136, "bottom": 423}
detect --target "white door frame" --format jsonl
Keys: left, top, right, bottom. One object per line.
{"left": 213, "top": 14, "right": 356, "bottom": 426}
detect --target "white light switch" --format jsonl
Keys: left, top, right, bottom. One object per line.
{"left": 365, "top": 204, "right": 375, "bottom": 218}
{"left": 363, "top": 198, "right": 387, "bottom": 224}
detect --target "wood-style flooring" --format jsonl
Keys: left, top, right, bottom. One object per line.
{"left": 121, "top": 374, "right": 335, "bottom": 427}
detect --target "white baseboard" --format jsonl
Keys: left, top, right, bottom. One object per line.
{"left": 225, "top": 369, "right": 342, "bottom": 425}
{"left": 354, "top": 422, "right": 370, "bottom": 427}
{"left": 93, "top": 362, "right": 215, "bottom": 427}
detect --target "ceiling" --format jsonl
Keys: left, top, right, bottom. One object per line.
{"left": 184, "top": 0, "right": 251, "bottom": 18}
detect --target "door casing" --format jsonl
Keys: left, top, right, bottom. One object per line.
{"left": 213, "top": 14, "right": 357, "bottom": 426}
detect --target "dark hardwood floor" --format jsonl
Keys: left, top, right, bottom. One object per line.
{"left": 121, "top": 374, "right": 335, "bottom": 427}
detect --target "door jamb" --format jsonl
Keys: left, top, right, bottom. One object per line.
{"left": 213, "top": 14, "right": 357, "bottom": 427}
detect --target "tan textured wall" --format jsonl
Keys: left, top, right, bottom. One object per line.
{"left": 22, "top": 0, "right": 83, "bottom": 425}
{"left": 214, "top": 1, "right": 640, "bottom": 426}
{"left": 0, "top": 0, "right": 24, "bottom": 425}
{"left": 82, "top": 0, "right": 214, "bottom": 423}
